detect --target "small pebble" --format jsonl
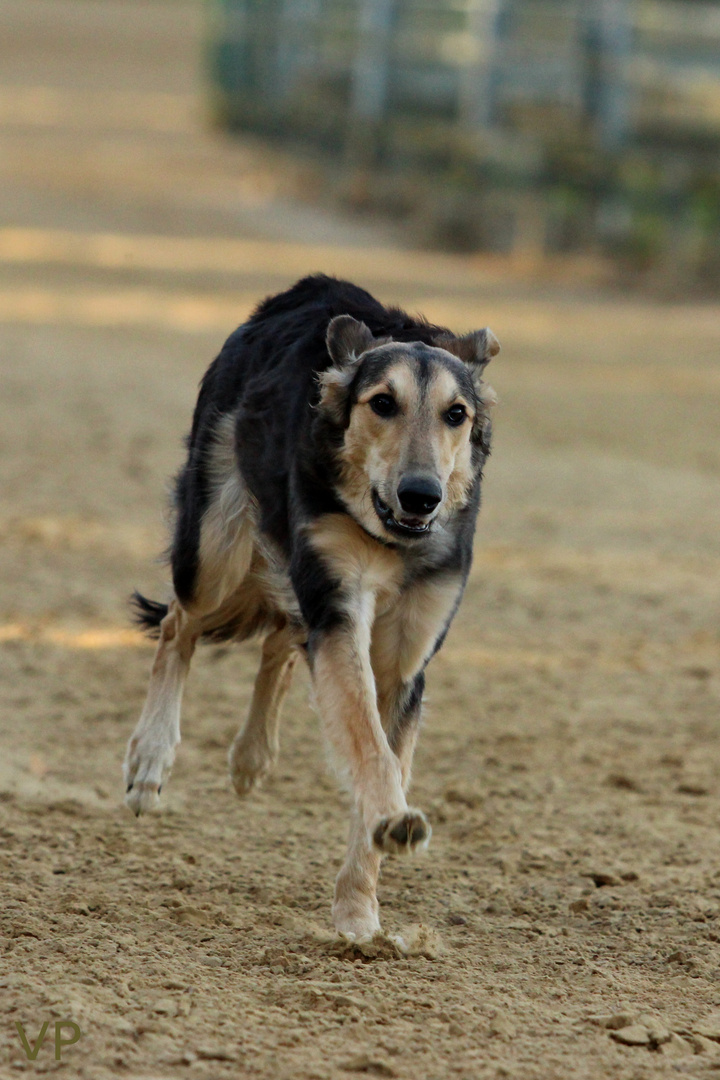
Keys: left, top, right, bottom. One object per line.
{"left": 589, "top": 1013, "right": 635, "bottom": 1030}
{"left": 152, "top": 997, "right": 178, "bottom": 1017}
{"left": 677, "top": 783, "right": 709, "bottom": 796}
{"left": 611, "top": 1025, "right": 651, "bottom": 1046}
{"left": 606, "top": 773, "right": 642, "bottom": 792}
{"left": 586, "top": 872, "right": 621, "bottom": 888}
{"left": 636, "top": 1014, "right": 672, "bottom": 1045}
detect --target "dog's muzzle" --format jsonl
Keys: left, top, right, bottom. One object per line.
{"left": 397, "top": 475, "right": 442, "bottom": 516}
{"left": 372, "top": 478, "right": 441, "bottom": 540}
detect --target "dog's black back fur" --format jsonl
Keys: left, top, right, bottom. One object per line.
{"left": 134, "top": 274, "right": 490, "bottom": 640}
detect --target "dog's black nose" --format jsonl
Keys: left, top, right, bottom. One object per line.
{"left": 397, "top": 476, "right": 442, "bottom": 515}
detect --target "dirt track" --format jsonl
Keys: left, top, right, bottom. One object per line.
{"left": 1, "top": 2, "right": 720, "bottom": 1078}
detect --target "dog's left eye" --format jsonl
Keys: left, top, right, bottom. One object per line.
{"left": 444, "top": 404, "right": 467, "bottom": 427}
{"left": 369, "top": 394, "right": 397, "bottom": 418}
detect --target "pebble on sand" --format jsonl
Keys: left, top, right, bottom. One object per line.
{"left": 609, "top": 1015, "right": 672, "bottom": 1048}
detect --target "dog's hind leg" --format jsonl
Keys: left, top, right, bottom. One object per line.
{"left": 125, "top": 414, "right": 256, "bottom": 814}
{"left": 228, "top": 622, "right": 299, "bottom": 796}
{"left": 124, "top": 600, "right": 200, "bottom": 815}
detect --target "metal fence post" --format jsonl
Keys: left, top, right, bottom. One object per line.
{"left": 461, "top": 0, "right": 505, "bottom": 131}
{"left": 595, "top": 0, "right": 633, "bottom": 150}
{"left": 275, "top": 0, "right": 320, "bottom": 104}
{"left": 347, "top": 0, "right": 395, "bottom": 163}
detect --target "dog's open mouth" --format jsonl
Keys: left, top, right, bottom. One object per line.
{"left": 372, "top": 490, "right": 431, "bottom": 539}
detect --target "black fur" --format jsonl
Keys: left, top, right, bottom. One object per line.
{"left": 131, "top": 591, "right": 168, "bottom": 637}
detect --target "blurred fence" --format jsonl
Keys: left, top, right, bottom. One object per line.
{"left": 206, "top": 0, "right": 720, "bottom": 282}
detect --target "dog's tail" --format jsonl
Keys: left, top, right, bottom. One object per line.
{"left": 131, "top": 591, "right": 168, "bottom": 638}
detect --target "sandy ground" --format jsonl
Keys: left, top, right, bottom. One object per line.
{"left": 1, "top": 2, "right": 720, "bottom": 1078}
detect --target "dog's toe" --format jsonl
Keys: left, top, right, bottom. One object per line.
{"left": 332, "top": 902, "right": 381, "bottom": 943}
{"left": 373, "top": 809, "right": 431, "bottom": 855}
{"left": 123, "top": 736, "right": 176, "bottom": 815}
{"left": 124, "top": 781, "right": 162, "bottom": 816}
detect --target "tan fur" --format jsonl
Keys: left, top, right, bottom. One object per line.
{"left": 179, "top": 413, "right": 302, "bottom": 638}
{"left": 435, "top": 326, "right": 500, "bottom": 370}
{"left": 311, "top": 605, "right": 406, "bottom": 819}
{"left": 332, "top": 807, "right": 382, "bottom": 941}
{"left": 317, "top": 362, "right": 361, "bottom": 424}
{"left": 305, "top": 512, "right": 403, "bottom": 598}
{"left": 193, "top": 413, "right": 257, "bottom": 614}
{"left": 371, "top": 573, "right": 462, "bottom": 709}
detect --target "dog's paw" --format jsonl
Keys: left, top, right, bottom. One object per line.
{"left": 372, "top": 809, "right": 431, "bottom": 855}
{"left": 228, "top": 734, "right": 276, "bottom": 797}
{"left": 125, "top": 781, "right": 162, "bottom": 815}
{"left": 332, "top": 901, "right": 381, "bottom": 945}
{"left": 123, "top": 736, "right": 175, "bottom": 816}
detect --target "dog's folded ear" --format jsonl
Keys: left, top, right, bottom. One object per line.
{"left": 320, "top": 316, "right": 391, "bottom": 424}
{"left": 434, "top": 328, "right": 500, "bottom": 374}
{"left": 326, "top": 315, "right": 376, "bottom": 366}
{"left": 436, "top": 329, "right": 499, "bottom": 440}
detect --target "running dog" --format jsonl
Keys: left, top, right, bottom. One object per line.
{"left": 124, "top": 274, "right": 498, "bottom": 941}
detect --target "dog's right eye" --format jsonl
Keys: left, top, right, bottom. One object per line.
{"left": 369, "top": 394, "right": 397, "bottom": 418}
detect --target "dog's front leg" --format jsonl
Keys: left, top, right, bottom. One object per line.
{"left": 333, "top": 806, "right": 382, "bottom": 941}
{"left": 311, "top": 610, "right": 429, "bottom": 940}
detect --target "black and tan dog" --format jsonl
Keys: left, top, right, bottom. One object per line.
{"left": 124, "top": 274, "right": 498, "bottom": 941}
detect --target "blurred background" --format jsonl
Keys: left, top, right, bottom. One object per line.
{"left": 205, "top": 0, "right": 720, "bottom": 288}
{"left": 1, "top": 3, "right": 720, "bottom": 1078}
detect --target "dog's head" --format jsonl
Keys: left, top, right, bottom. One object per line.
{"left": 318, "top": 314, "right": 499, "bottom": 543}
